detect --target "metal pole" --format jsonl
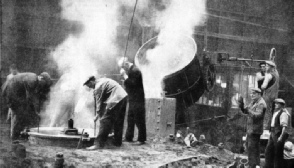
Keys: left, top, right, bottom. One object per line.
{"left": 77, "top": 129, "right": 84, "bottom": 149}
{"left": 94, "top": 121, "right": 96, "bottom": 137}
{"left": 122, "top": 0, "right": 138, "bottom": 66}
{"left": 38, "top": 97, "right": 40, "bottom": 133}
{"left": 94, "top": 97, "right": 96, "bottom": 137}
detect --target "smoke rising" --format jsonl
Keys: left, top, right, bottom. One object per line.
{"left": 41, "top": 0, "right": 207, "bottom": 127}
{"left": 41, "top": 0, "right": 120, "bottom": 128}
{"left": 136, "top": 0, "right": 207, "bottom": 98}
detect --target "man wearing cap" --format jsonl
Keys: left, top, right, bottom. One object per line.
{"left": 261, "top": 60, "right": 279, "bottom": 130}
{"left": 118, "top": 57, "right": 146, "bottom": 145}
{"left": 238, "top": 88, "right": 266, "bottom": 168}
{"left": 2, "top": 72, "right": 52, "bottom": 140}
{"left": 83, "top": 76, "right": 127, "bottom": 149}
{"left": 264, "top": 98, "right": 291, "bottom": 168}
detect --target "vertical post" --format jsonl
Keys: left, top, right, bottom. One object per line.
{"left": 38, "top": 97, "right": 40, "bottom": 133}
{"left": 94, "top": 97, "right": 96, "bottom": 137}
{"left": 0, "top": 0, "right": 3, "bottom": 117}
{"left": 204, "top": 20, "right": 208, "bottom": 51}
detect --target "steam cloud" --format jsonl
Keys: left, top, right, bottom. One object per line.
{"left": 136, "top": 0, "right": 207, "bottom": 98}
{"left": 41, "top": 0, "right": 207, "bottom": 127}
{"left": 41, "top": 0, "right": 120, "bottom": 128}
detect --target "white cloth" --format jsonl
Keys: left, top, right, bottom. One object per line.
{"left": 284, "top": 141, "right": 294, "bottom": 159}
{"left": 271, "top": 111, "right": 279, "bottom": 127}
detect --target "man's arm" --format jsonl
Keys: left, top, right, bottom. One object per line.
{"left": 278, "top": 126, "right": 287, "bottom": 142}
{"left": 256, "top": 72, "right": 265, "bottom": 81}
{"left": 261, "top": 73, "right": 273, "bottom": 90}
{"left": 238, "top": 96, "right": 248, "bottom": 114}
{"left": 94, "top": 83, "right": 104, "bottom": 116}
{"left": 278, "top": 110, "right": 290, "bottom": 142}
{"left": 120, "top": 68, "right": 128, "bottom": 80}
{"left": 255, "top": 72, "right": 264, "bottom": 86}
{"left": 6, "top": 109, "right": 11, "bottom": 121}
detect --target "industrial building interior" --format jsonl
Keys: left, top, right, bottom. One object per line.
{"left": 1, "top": 0, "right": 294, "bottom": 167}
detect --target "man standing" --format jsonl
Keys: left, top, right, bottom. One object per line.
{"left": 238, "top": 88, "right": 266, "bottom": 168}
{"left": 2, "top": 72, "right": 52, "bottom": 140}
{"left": 261, "top": 60, "right": 279, "bottom": 130}
{"left": 118, "top": 58, "right": 146, "bottom": 145}
{"left": 264, "top": 98, "right": 291, "bottom": 168}
{"left": 84, "top": 76, "right": 127, "bottom": 149}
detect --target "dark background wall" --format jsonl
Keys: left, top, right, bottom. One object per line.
{"left": 1, "top": 0, "right": 294, "bottom": 79}
{"left": 1, "top": 0, "right": 65, "bottom": 78}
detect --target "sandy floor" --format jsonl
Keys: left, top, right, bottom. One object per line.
{"left": 0, "top": 122, "right": 236, "bottom": 168}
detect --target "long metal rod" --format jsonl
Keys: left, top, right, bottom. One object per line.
{"left": 77, "top": 129, "right": 85, "bottom": 149}
{"left": 94, "top": 97, "right": 96, "bottom": 137}
{"left": 38, "top": 98, "right": 40, "bottom": 133}
{"left": 228, "top": 57, "right": 266, "bottom": 62}
{"left": 175, "top": 115, "right": 226, "bottom": 127}
{"left": 94, "top": 122, "right": 96, "bottom": 137}
{"left": 122, "top": 0, "right": 138, "bottom": 65}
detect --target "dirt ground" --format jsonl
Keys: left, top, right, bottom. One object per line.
{"left": 0, "top": 121, "right": 238, "bottom": 168}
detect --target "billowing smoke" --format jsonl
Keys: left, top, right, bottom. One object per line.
{"left": 136, "top": 0, "right": 207, "bottom": 98}
{"left": 41, "top": 0, "right": 206, "bottom": 127}
{"left": 41, "top": 0, "right": 120, "bottom": 128}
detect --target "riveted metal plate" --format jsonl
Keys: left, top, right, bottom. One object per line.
{"left": 145, "top": 98, "right": 176, "bottom": 138}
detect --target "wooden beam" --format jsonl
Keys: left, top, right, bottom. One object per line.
{"left": 194, "top": 30, "right": 288, "bottom": 45}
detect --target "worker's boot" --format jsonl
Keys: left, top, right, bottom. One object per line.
{"left": 86, "top": 145, "right": 104, "bottom": 150}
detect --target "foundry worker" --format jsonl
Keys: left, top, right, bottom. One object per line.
{"left": 83, "top": 76, "right": 127, "bottom": 149}
{"left": 238, "top": 88, "right": 266, "bottom": 168}
{"left": 255, "top": 61, "right": 266, "bottom": 91}
{"left": 264, "top": 98, "right": 291, "bottom": 168}
{"left": 261, "top": 60, "right": 279, "bottom": 130}
{"left": 2, "top": 72, "right": 52, "bottom": 140}
{"left": 118, "top": 57, "right": 146, "bottom": 145}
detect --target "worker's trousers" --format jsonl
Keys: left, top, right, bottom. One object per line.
{"left": 125, "top": 102, "right": 146, "bottom": 142}
{"left": 10, "top": 102, "right": 38, "bottom": 140}
{"left": 264, "top": 131, "right": 288, "bottom": 168}
{"left": 95, "top": 97, "right": 127, "bottom": 147}
{"left": 246, "top": 133, "right": 261, "bottom": 168}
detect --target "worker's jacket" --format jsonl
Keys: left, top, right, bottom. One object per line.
{"left": 124, "top": 65, "right": 145, "bottom": 103}
{"left": 2, "top": 72, "right": 40, "bottom": 112}
{"left": 242, "top": 97, "right": 267, "bottom": 134}
{"left": 94, "top": 78, "right": 127, "bottom": 116}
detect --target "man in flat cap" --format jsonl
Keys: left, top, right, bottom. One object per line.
{"left": 2, "top": 72, "right": 52, "bottom": 140}
{"left": 83, "top": 76, "right": 127, "bottom": 149}
{"left": 264, "top": 98, "right": 291, "bottom": 168}
{"left": 238, "top": 87, "right": 267, "bottom": 168}
{"left": 261, "top": 60, "right": 279, "bottom": 130}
